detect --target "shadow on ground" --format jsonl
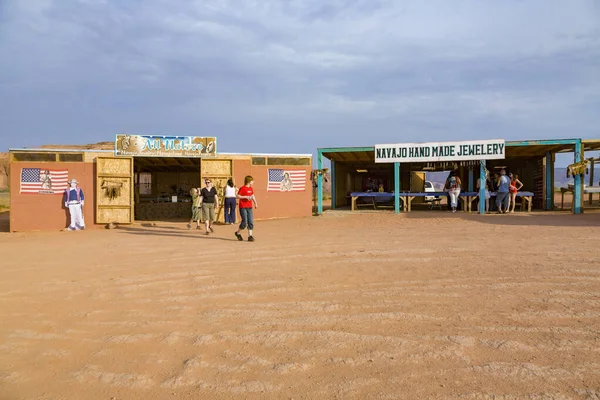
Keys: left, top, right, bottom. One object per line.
{"left": 403, "top": 208, "right": 600, "bottom": 227}
{"left": 0, "top": 211, "right": 9, "bottom": 233}
{"left": 116, "top": 224, "right": 240, "bottom": 242}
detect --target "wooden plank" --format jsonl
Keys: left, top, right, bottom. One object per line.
{"left": 96, "top": 156, "right": 134, "bottom": 224}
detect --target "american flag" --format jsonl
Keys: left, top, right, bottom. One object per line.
{"left": 267, "top": 169, "right": 306, "bottom": 192}
{"left": 20, "top": 168, "right": 69, "bottom": 194}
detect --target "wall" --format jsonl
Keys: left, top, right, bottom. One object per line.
{"left": 10, "top": 161, "right": 95, "bottom": 232}
{"left": 232, "top": 160, "right": 312, "bottom": 219}
{"left": 10, "top": 154, "right": 312, "bottom": 231}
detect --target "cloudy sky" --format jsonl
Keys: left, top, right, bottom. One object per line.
{"left": 1, "top": 0, "right": 599, "bottom": 165}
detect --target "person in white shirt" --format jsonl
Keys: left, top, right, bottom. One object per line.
{"left": 445, "top": 170, "right": 462, "bottom": 213}
{"left": 223, "top": 178, "right": 238, "bottom": 224}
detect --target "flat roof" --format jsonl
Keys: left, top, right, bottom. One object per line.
{"left": 319, "top": 139, "right": 597, "bottom": 163}
{"left": 8, "top": 148, "right": 312, "bottom": 157}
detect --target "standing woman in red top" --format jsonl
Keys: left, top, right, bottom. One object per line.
{"left": 508, "top": 173, "right": 523, "bottom": 213}
{"left": 235, "top": 175, "right": 259, "bottom": 242}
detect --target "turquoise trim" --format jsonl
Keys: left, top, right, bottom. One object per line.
{"left": 545, "top": 152, "right": 553, "bottom": 210}
{"left": 319, "top": 146, "right": 374, "bottom": 153}
{"left": 479, "top": 160, "right": 486, "bottom": 214}
{"left": 468, "top": 168, "right": 474, "bottom": 191}
{"left": 331, "top": 160, "right": 336, "bottom": 210}
{"left": 394, "top": 162, "right": 400, "bottom": 214}
{"left": 506, "top": 139, "right": 578, "bottom": 147}
{"left": 573, "top": 140, "right": 582, "bottom": 214}
{"left": 317, "top": 150, "right": 323, "bottom": 214}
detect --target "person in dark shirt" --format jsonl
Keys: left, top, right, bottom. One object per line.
{"left": 200, "top": 179, "right": 219, "bottom": 235}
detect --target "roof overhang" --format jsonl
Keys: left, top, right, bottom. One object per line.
{"left": 319, "top": 139, "right": 597, "bottom": 163}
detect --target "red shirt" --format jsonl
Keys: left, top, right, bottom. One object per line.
{"left": 238, "top": 185, "right": 254, "bottom": 208}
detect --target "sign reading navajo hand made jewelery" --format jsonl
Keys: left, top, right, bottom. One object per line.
{"left": 115, "top": 134, "right": 217, "bottom": 157}
{"left": 375, "top": 139, "right": 505, "bottom": 163}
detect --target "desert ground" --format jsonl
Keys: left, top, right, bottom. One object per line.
{"left": 1, "top": 207, "right": 600, "bottom": 400}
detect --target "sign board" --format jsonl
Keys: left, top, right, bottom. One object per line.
{"left": 115, "top": 134, "right": 217, "bottom": 157}
{"left": 375, "top": 139, "right": 505, "bottom": 163}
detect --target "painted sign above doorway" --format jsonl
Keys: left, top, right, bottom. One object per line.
{"left": 115, "top": 134, "right": 217, "bottom": 157}
{"left": 374, "top": 139, "right": 505, "bottom": 163}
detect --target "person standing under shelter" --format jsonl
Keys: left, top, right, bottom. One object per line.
{"left": 445, "top": 170, "right": 462, "bottom": 213}
{"left": 476, "top": 174, "right": 491, "bottom": 213}
{"left": 235, "top": 175, "right": 258, "bottom": 242}
{"left": 223, "top": 178, "right": 237, "bottom": 224}
{"left": 64, "top": 178, "right": 85, "bottom": 231}
{"left": 508, "top": 173, "right": 524, "bottom": 213}
{"left": 496, "top": 169, "right": 511, "bottom": 213}
{"left": 200, "top": 179, "right": 219, "bottom": 235}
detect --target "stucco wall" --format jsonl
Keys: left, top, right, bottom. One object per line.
{"left": 231, "top": 160, "right": 312, "bottom": 220}
{"left": 10, "top": 156, "right": 312, "bottom": 231}
{"left": 10, "top": 161, "right": 95, "bottom": 232}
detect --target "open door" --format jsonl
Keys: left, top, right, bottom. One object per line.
{"left": 411, "top": 172, "right": 426, "bottom": 204}
{"left": 96, "top": 156, "right": 134, "bottom": 224}
{"left": 201, "top": 159, "right": 233, "bottom": 223}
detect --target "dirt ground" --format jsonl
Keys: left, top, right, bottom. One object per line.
{"left": 1, "top": 209, "right": 600, "bottom": 400}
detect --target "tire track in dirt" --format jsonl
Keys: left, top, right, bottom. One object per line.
{"left": 1, "top": 213, "right": 600, "bottom": 399}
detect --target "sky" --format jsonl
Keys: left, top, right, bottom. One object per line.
{"left": 0, "top": 0, "right": 599, "bottom": 167}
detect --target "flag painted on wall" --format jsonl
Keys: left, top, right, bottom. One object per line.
{"left": 20, "top": 168, "right": 69, "bottom": 194}
{"left": 267, "top": 169, "right": 306, "bottom": 192}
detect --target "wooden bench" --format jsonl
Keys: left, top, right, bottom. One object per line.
{"left": 560, "top": 186, "right": 600, "bottom": 209}
{"left": 461, "top": 191, "right": 534, "bottom": 212}
{"left": 350, "top": 192, "right": 403, "bottom": 211}
{"left": 351, "top": 191, "right": 534, "bottom": 212}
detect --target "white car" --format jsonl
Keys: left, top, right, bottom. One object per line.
{"left": 424, "top": 180, "right": 437, "bottom": 201}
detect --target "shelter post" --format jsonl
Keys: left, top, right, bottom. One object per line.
{"left": 468, "top": 168, "right": 474, "bottom": 191}
{"left": 331, "top": 160, "right": 336, "bottom": 210}
{"left": 588, "top": 158, "right": 595, "bottom": 205}
{"left": 317, "top": 150, "right": 323, "bottom": 215}
{"left": 573, "top": 140, "right": 582, "bottom": 214}
{"left": 394, "top": 162, "right": 400, "bottom": 214}
{"left": 479, "top": 160, "right": 486, "bottom": 214}
{"left": 545, "top": 152, "right": 553, "bottom": 210}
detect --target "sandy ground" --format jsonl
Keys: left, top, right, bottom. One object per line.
{"left": 1, "top": 209, "right": 600, "bottom": 399}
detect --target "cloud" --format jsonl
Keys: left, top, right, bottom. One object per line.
{"left": 0, "top": 0, "right": 599, "bottom": 161}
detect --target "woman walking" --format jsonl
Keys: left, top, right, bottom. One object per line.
{"left": 223, "top": 178, "right": 237, "bottom": 224}
{"left": 235, "top": 175, "right": 258, "bottom": 242}
{"left": 200, "top": 179, "right": 219, "bottom": 235}
{"left": 445, "top": 170, "right": 462, "bottom": 213}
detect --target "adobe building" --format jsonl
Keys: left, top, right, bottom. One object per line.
{"left": 8, "top": 135, "right": 312, "bottom": 232}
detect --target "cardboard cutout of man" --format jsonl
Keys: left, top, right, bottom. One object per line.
{"left": 64, "top": 179, "right": 85, "bottom": 230}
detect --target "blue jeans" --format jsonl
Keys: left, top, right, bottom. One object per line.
{"left": 224, "top": 197, "right": 236, "bottom": 223}
{"left": 239, "top": 207, "right": 254, "bottom": 230}
{"left": 496, "top": 191, "right": 509, "bottom": 210}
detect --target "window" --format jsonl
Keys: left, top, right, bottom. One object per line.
{"left": 252, "top": 157, "right": 266, "bottom": 165}
{"left": 12, "top": 152, "right": 56, "bottom": 162}
{"left": 138, "top": 172, "right": 152, "bottom": 195}
{"left": 266, "top": 157, "right": 311, "bottom": 166}
{"left": 58, "top": 153, "right": 83, "bottom": 162}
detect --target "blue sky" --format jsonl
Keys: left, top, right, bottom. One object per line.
{"left": 1, "top": 0, "right": 599, "bottom": 166}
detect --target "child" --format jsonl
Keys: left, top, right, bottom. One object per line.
{"left": 235, "top": 175, "right": 258, "bottom": 242}
{"left": 187, "top": 188, "right": 201, "bottom": 229}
